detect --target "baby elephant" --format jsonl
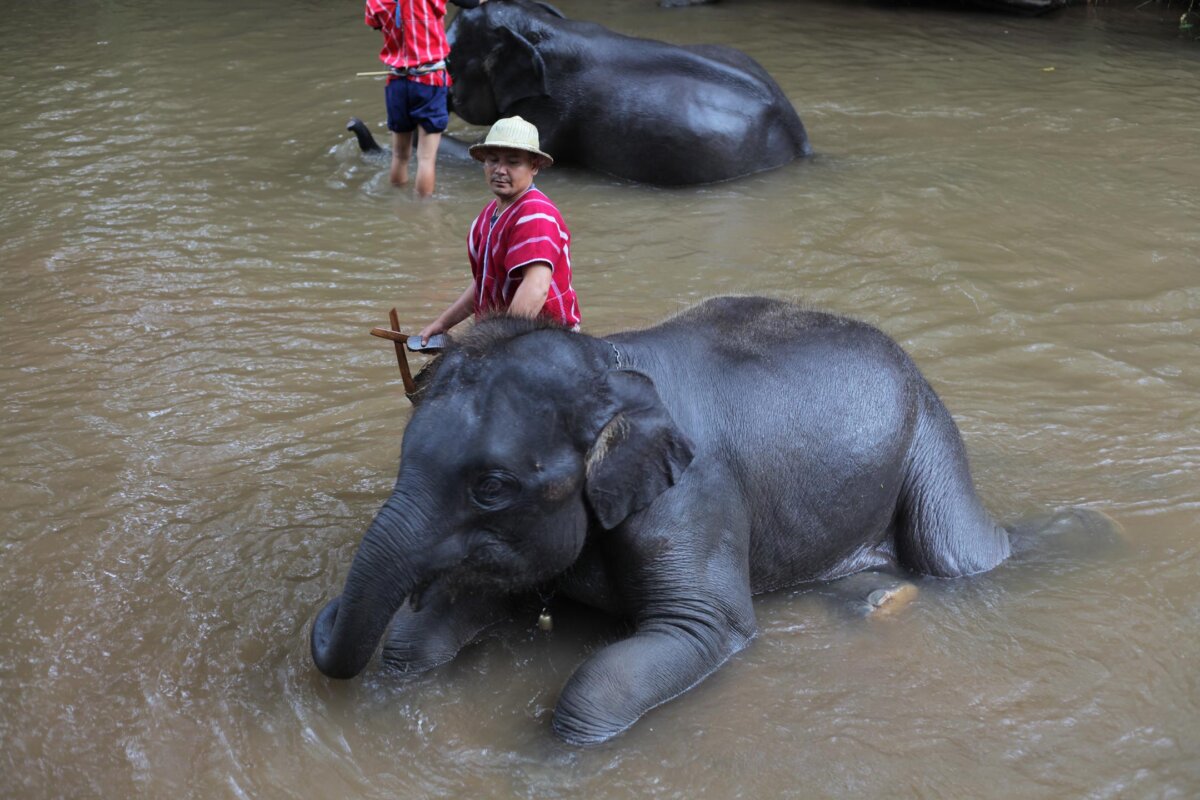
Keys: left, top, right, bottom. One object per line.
{"left": 310, "top": 297, "right": 1010, "bottom": 743}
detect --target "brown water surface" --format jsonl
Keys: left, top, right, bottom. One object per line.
{"left": 1, "top": 1, "right": 1198, "bottom": 797}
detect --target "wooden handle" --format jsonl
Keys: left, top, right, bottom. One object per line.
{"left": 381, "top": 308, "right": 416, "bottom": 397}
{"left": 370, "top": 327, "right": 406, "bottom": 343}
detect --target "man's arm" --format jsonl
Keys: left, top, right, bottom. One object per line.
{"left": 365, "top": 0, "right": 384, "bottom": 29}
{"left": 419, "top": 281, "right": 476, "bottom": 343}
{"left": 508, "top": 263, "right": 553, "bottom": 319}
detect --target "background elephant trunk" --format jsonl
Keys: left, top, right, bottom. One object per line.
{"left": 310, "top": 492, "right": 432, "bottom": 679}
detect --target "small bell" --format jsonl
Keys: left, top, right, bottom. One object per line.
{"left": 537, "top": 608, "right": 553, "bottom": 632}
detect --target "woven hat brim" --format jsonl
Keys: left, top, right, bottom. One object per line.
{"left": 468, "top": 140, "right": 554, "bottom": 166}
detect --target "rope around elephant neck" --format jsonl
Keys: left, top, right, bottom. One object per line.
{"left": 609, "top": 340, "right": 623, "bottom": 369}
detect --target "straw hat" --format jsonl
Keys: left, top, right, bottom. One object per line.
{"left": 468, "top": 116, "right": 554, "bottom": 166}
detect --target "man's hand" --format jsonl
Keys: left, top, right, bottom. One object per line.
{"left": 418, "top": 322, "right": 446, "bottom": 346}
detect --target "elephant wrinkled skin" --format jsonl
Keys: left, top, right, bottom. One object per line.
{"left": 310, "top": 296, "right": 1010, "bottom": 744}
{"left": 445, "top": 0, "right": 812, "bottom": 185}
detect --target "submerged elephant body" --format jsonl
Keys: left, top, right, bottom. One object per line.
{"left": 311, "top": 296, "right": 1009, "bottom": 743}
{"left": 345, "top": 117, "right": 473, "bottom": 162}
{"left": 445, "top": 0, "right": 812, "bottom": 185}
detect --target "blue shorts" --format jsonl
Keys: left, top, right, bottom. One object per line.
{"left": 385, "top": 78, "right": 449, "bottom": 134}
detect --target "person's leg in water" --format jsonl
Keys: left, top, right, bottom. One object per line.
{"left": 406, "top": 81, "right": 450, "bottom": 198}
{"left": 386, "top": 78, "right": 416, "bottom": 188}
{"left": 412, "top": 128, "right": 442, "bottom": 198}
{"left": 390, "top": 129, "right": 441, "bottom": 196}
{"left": 386, "top": 79, "right": 448, "bottom": 197}
{"left": 390, "top": 129, "right": 414, "bottom": 187}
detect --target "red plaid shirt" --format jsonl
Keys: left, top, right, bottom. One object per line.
{"left": 365, "top": 0, "right": 455, "bottom": 87}
{"left": 468, "top": 187, "right": 581, "bottom": 327}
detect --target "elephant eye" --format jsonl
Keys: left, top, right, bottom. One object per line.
{"left": 471, "top": 471, "right": 519, "bottom": 510}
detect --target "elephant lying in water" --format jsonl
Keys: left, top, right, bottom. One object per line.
{"left": 444, "top": 0, "right": 812, "bottom": 185}
{"left": 309, "top": 298, "right": 1012, "bottom": 743}
{"left": 310, "top": 296, "right": 1013, "bottom": 744}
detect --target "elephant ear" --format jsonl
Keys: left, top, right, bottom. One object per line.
{"left": 531, "top": 1, "right": 567, "bottom": 18}
{"left": 484, "top": 26, "right": 548, "bottom": 111}
{"left": 584, "top": 370, "right": 695, "bottom": 530}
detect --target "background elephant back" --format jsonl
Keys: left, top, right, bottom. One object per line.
{"left": 451, "top": 0, "right": 811, "bottom": 184}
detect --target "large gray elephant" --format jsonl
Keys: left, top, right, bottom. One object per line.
{"left": 310, "top": 296, "right": 1012, "bottom": 744}
{"left": 445, "top": 0, "right": 812, "bottom": 185}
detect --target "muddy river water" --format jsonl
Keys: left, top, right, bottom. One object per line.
{"left": 1, "top": 0, "right": 1198, "bottom": 797}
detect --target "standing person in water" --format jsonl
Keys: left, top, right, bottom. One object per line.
{"left": 364, "top": 0, "right": 489, "bottom": 196}
{"left": 419, "top": 116, "right": 581, "bottom": 342}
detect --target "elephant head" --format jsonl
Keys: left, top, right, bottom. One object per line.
{"left": 446, "top": 0, "right": 565, "bottom": 125}
{"left": 310, "top": 318, "right": 693, "bottom": 680}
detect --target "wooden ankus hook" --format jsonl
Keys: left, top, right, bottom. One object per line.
{"left": 369, "top": 307, "right": 416, "bottom": 400}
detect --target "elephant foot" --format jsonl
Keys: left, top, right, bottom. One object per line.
{"left": 820, "top": 572, "right": 919, "bottom": 618}
{"left": 1005, "top": 507, "right": 1130, "bottom": 563}
{"left": 381, "top": 623, "right": 464, "bottom": 676}
{"left": 861, "top": 581, "right": 919, "bottom": 617}
{"left": 381, "top": 589, "right": 514, "bottom": 677}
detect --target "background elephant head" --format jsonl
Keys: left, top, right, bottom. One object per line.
{"left": 310, "top": 319, "right": 693, "bottom": 680}
{"left": 446, "top": 1, "right": 562, "bottom": 126}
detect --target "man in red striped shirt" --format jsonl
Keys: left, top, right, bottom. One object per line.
{"left": 419, "top": 117, "right": 580, "bottom": 342}
{"left": 365, "top": 0, "right": 488, "bottom": 196}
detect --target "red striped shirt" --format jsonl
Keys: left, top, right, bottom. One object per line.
{"left": 468, "top": 187, "right": 581, "bottom": 327}
{"left": 364, "top": 0, "right": 452, "bottom": 87}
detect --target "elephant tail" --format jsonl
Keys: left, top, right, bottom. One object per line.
{"left": 893, "top": 381, "right": 1010, "bottom": 578}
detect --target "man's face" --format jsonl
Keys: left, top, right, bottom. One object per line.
{"left": 482, "top": 149, "right": 540, "bottom": 204}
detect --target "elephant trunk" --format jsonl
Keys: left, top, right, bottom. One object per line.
{"left": 310, "top": 490, "right": 432, "bottom": 679}
{"left": 346, "top": 117, "right": 383, "bottom": 154}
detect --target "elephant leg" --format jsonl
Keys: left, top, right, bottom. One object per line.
{"left": 381, "top": 581, "right": 515, "bottom": 676}
{"left": 552, "top": 583, "right": 755, "bottom": 744}
{"left": 552, "top": 480, "right": 757, "bottom": 744}
{"left": 895, "top": 386, "right": 1011, "bottom": 578}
